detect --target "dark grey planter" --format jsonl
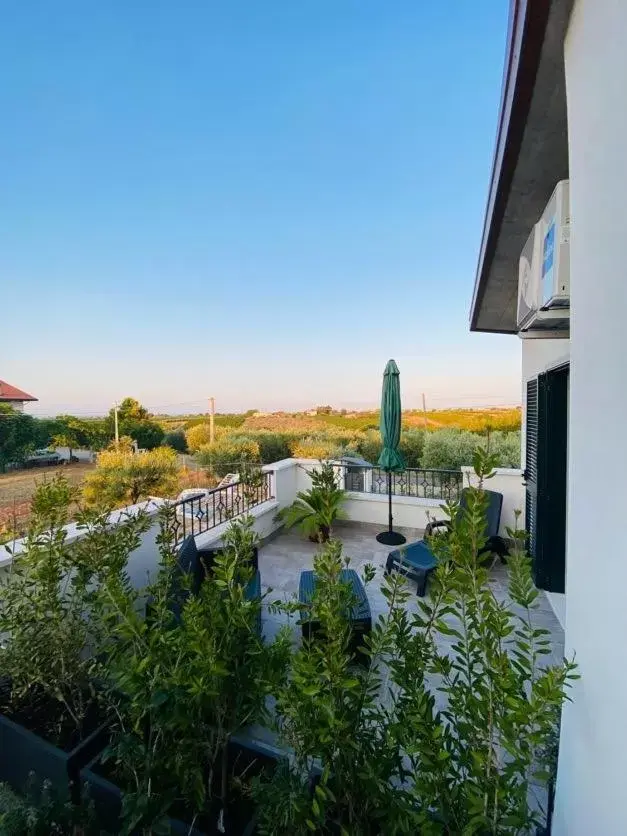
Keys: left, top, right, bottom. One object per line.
{"left": 81, "top": 734, "right": 282, "bottom": 835}
{"left": 0, "top": 708, "right": 108, "bottom": 802}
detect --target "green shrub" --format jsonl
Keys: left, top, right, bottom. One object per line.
{"left": 195, "top": 436, "right": 260, "bottom": 477}
{"left": 355, "top": 429, "right": 381, "bottom": 464}
{"left": 290, "top": 437, "right": 341, "bottom": 460}
{"left": 421, "top": 428, "right": 521, "bottom": 470}
{"left": 489, "top": 429, "right": 522, "bottom": 467}
{"left": 256, "top": 449, "right": 575, "bottom": 834}
{"left": 399, "top": 428, "right": 425, "bottom": 467}
{"left": 95, "top": 513, "right": 290, "bottom": 833}
{"left": 162, "top": 429, "right": 188, "bottom": 453}
{"left": 244, "top": 432, "right": 292, "bottom": 464}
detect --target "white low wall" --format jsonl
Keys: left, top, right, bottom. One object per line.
{"left": 343, "top": 492, "right": 441, "bottom": 532}
{"left": 461, "top": 467, "right": 524, "bottom": 537}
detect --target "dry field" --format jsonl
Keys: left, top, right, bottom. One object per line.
{"left": 0, "top": 462, "right": 95, "bottom": 533}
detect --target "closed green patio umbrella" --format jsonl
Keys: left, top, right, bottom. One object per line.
{"left": 376, "top": 359, "right": 407, "bottom": 545}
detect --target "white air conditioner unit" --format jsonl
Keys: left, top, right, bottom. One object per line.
{"left": 516, "top": 180, "right": 570, "bottom": 338}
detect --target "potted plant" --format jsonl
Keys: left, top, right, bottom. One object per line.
{"left": 255, "top": 449, "right": 577, "bottom": 834}
{"left": 82, "top": 512, "right": 291, "bottom": 835}
{"left": 0, "top": 476, "right": 151, "bottom": 802}
{"left": 275, "top": 462, "right": 346, "bottom": 542}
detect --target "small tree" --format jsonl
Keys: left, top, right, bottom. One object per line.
{"left": 106, "top": 397, "right": 164, "bottom": 450}
{"left": 195, "top": 436, "right": 260, "bottom": 478}
{"left": 0, "top": 404, "right": 38, "bottom": 471}
{"left": 52, "top": 415, "right": 87, "bottom": 461}
{"left": 185, "top": 421, "right": 217, "bottom": 453}
{"left": 83, "top": 446, "right": 180, "bottom": 506}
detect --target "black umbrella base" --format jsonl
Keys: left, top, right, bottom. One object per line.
{"left": 376, "top": 530, "right": 407, "bottom": 546}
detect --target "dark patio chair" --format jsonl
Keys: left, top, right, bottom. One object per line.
{"left": 146, "top": 535, "right": 262, "bottom": 632}
{"left": 384, "top": 488, "right": 507, "bottom": 597}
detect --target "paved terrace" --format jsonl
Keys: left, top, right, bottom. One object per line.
{"left": 258, "top": 521, "right": 565, "bottom": 666}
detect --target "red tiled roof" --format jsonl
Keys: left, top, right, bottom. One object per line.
{"left": 0, "top": 380, "right": 38, "bottom": 402}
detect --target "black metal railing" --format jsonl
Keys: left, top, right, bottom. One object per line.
{"left": 170, "top": 470, "right": 273, "bottom": 545}
{"left": 337, "top": 465, "right": 463, "bottom": 502}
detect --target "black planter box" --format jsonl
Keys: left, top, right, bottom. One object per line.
{"left": 0, "top": 708, "right": 108, "bottom": 802}
{"left": 81, "top": 734, "right": 283, "bottom": 835}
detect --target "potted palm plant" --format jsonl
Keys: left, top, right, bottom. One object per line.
{"left": 275, "top": 462, "right": 346, "bottom": 542}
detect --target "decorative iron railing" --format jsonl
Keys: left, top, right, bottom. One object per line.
{"left": 170, "top": 470, "right": 273, "bottom": 545}
{"left": 337, "top": 464, "right": 463, "bottom": 502}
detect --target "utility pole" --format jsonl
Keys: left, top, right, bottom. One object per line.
{"left": 209, "top": 396, "right": 215, "bottom": 445}
{"left": 422, "top": 393, "right": 428, "bottom": 429}
{"left": 114, "top": 401, "right": 120, "bottom": 443}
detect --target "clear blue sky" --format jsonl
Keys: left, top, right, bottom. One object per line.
{"left": 1, "top": 1, "right": 519, "bottom": 416}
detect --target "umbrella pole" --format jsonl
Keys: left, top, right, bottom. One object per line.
{"left": 376, "top": 470, "right": 407, "bottom": 546}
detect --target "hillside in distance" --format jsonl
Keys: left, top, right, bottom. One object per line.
{"left": 159, "top": 407, "right": 521, "bottom": 435}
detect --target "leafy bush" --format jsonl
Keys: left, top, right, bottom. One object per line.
{"left": 290, "top": 437, "right": 341, "bottom": 460}
{"left": 399, "top": 428, "right": 425, "bottom": 467}
{"left": 184, "top": 421, "right": 228, "bottom": 452}
{"left": 0, "top": 780, "right": 102, "bottom": 835}
{"left": 421, "top": 428, "right": 521, "bottom": 470}
{"left": 120, "top": 418, "right": 165, "bottom": 450}
{"left": 83, "top": 446, "right": 181, "bottom": 506}
{"left": 162, "top": 429, "right": 188, "bottom": 453}
{"left": 256, "top": 449, "right": 575, "bottom": 834}
{"left": 489, "top": 429, "right": 522, "bottom": 468}
{"left": 0, "top": 476, "right": 150, "bottom": 749}
{"left": 248, "top": 432, "right": 292, "bottom": 464}
{"left": 95, "top": 513, "right": 290, "bottom": 833}
{"left": 195, "top": 436, "right": 260, "bottom": 477}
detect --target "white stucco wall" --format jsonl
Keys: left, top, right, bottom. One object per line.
{"left": 461, "top": 467, "right": 524, "bottom": 536}
{"left": 554, "top": 2, "right": 627, "bottom": 833}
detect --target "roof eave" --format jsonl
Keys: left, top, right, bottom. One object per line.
{"left": 470, "top": 0, "right": 552, "bottom": 332}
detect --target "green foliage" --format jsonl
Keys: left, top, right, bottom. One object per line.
{"left": 95, "top": 513, "right": 291, "bottom": 833}
{"left": 289, "top": 437, "right": 342, "bottom": 460}
{"left": 122, "top": 418, "right": 165, "bottom": 450}
{"left": 195, "top": 436, "right": 260, "bottom": 477}
{"left": 0, "top": 780, "right": 105, "bottom": 835}
{"left": 421, "top": 428, "right": 521, "bottom": 470}
{"left": 106, "top": 397, "right": 165, "bottom": 450}
{"left": 0, "top": 476, "right": 150, "bottom": 745}
{"left": 83, "top": 446, "right": 181, "bottom": 506}
{"left": 258, "top": 449, "right": 574, "bottom": 834}
{"left": 162, "top": 429, "right": 188, "bottom": 453}
{"left": 399, "top": 428, "right": 426, "bottom": 467}
{"left": 0, "top": 404, "right": 38, "bottom": 470}
{"left": 255, "top": 540, "right": 415, "bottom": 834}
{"left": 251, "top": 432, "right": 292, "bottom": 464}
{"left": 275, "top": 462, "right": 346, "bottom": 542}
{"left": 386, "top": 446, "right": 576, "bottom": 833}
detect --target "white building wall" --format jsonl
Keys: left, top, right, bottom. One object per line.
{"left": 554, "top": 2, "right": 627, "bottom": 833}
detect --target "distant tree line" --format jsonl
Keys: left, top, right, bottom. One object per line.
{"left": 0, "top": 397, "right": 167, "bottom": 471}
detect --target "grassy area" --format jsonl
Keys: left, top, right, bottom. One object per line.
{"left": 0, "top": 461, "right": 95, "bottom": 536}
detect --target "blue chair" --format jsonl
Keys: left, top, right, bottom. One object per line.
{"left": 385, "top": 489, "right": 506, "bottom": 596}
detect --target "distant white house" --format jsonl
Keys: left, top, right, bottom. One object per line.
{"left": 0, "top": 380, "right": 37, "bottom": 413}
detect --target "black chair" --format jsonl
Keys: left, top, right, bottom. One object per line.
{"left": 147, "top": 536, "right": 262, "bottom": 632}
{"left": 385, "top": 488, "right": 507, "bottom": 596}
